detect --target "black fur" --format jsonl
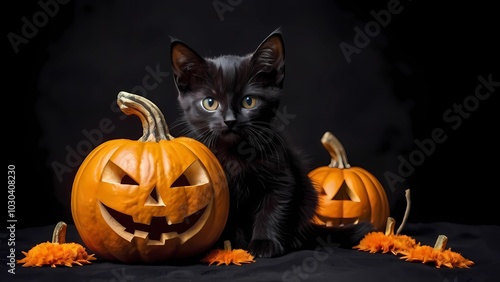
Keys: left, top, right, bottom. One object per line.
{"left": 170, "top": 29, "right": 374, "bottom": 258}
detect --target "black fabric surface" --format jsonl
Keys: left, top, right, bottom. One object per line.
{"left": 3, "top": 222, "right": 499, "bottom": 282}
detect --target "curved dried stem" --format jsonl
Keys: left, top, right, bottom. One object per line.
{"left": 117, "top": 91, "right": 174, "bottom": 142}
{"left": 434, "top": 235, "right": 448, "bottom": 251}
{"left": 396, "top": 189, "right": 411, "bottom": 235}
{"left": 51, "top": 221, "right": 67, "bottom": 244}
{"left": 385, "top": 217, "right": 396, "bottom": 236}
{"left": 223, "top": 240, "right": 232, "bottom": 251}
{"left": 321, "top": 131, "right": 350, "bottom": 169}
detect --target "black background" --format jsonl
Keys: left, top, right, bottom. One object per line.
{"left": 5, "top": 0, "right": 498, "bottom": 229}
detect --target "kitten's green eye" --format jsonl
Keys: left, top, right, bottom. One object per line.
{"left": 242, "top": 96, "right": 258, "bottom": 109}
{"left": 201, "top": 97, "right": 219, "bottom": 111}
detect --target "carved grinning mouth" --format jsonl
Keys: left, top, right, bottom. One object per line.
{"left": 98, "top": 200, "right": 212, "bottom": 245}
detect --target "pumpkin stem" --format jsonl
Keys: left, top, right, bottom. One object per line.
{"left": 223, "top": 240, "right": 232, "bottom": 251}
{"left": 117, "top": 91, "right": 174, "bottom": 142}
{"left": 433, "top": 235, "right": 448, "bottom": 251}
{"left": 321, "top": 131, "right": 350, "bottom": 168}
{"left": 384, "top": 217, "right": 396, "bottom": 236}
{"left": 396, "top": 189, "right": 411, "bottom": 235}
{"left": 51, "top": 221, "right": 67, "bottom": 244}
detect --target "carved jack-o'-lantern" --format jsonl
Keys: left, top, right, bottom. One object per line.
{"left": 309, "top": 131, "right": 390, "bottom": 231}
{"left": 71, "top": 92, "right": 229, "bottom": 264}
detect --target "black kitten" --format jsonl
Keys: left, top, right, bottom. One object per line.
{"left": 170, "top": 29, "right": 373, "bottom": 258}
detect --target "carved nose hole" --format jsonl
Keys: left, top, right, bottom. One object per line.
{"left": 150, "top": 187, "right": 159, "bottom": 202}
{"left": 145, "top": 187, "right": 164, "bottom": 206}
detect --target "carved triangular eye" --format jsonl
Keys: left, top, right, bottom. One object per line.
{"left": 121, "top": 175, "right": 139, "bottom": 185}
{"left": 171, "top": 160, "right": 209, "bottom": 188}
{"left": 102, "top": 160, "right": 139, "bottom": 185}
{"left": 172, "top": 174, "right": 190, "bottom": 187}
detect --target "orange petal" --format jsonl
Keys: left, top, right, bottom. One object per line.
{"left": 202, "top": 249, "right": 256, "bottom": 266}
{"left": 353, "top": 232, "right": 417, "bottom": 254}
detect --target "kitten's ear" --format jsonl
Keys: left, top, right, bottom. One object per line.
{"left": 251, "top": 29, "right": 285, "bottom": 87}
{"left": 170, "top": 39, "right": 206, "bottom": 92}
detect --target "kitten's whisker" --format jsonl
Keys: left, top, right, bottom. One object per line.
{"left": 196, "top": 127, "right": 215, "bottom": 146}
{"left": 247, "top": 123, "right": 289, "bottom": 164}
{"left": 206, "top": 132, "right": 218, "bottom": 150}
{"left": 169, "top": 117, "right": 204, "bottom": 138}
{"left": 246, "top": 127, "right": 273, "bottom": 164}
{"left": 167, "top": 117, "right": 185, "bottom": 129}
{"left": 245, "top": 128, "right": 269, "bottom": 163}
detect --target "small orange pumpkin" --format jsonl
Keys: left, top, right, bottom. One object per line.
{"left": 71, "top": 91, "right": 229, "bottom": 264}
{"left": 308, "top": 131, "right": 390, "bottom": 231}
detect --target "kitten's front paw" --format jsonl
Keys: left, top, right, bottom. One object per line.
{"left": 248, "top": 239, "right": 284, "bottom": 258}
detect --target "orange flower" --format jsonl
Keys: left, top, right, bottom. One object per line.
{"left": 201, "top": 240, "right": 256, "bottom": 266}
{"left": 399, "top": 235, "right": 474, "bottom": 268}
{"left": 353, "top": 231, "right": 417, "bottom": 255}
{"left": 354, "top": 216, "right": 417, "bottom": 254}
{"left": 17, "top": 242, "right": 96, "bottom": 268}
{"left": 17, "top": 221, "right": 96, "bottom": 268}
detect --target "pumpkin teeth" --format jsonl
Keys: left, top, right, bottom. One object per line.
{"left": 161, "top": 232, "right": 177, "bottom": 241}
{"left": 98, "top": 200, "right": 212, "bottom": 245}
{"left": 133, "top": 230, "right": 148, "bottom": 240}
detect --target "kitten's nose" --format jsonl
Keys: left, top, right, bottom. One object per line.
{"left": 224, "top": 120, "right": 237, "bottom": 129}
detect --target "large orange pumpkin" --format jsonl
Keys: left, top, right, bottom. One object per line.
{"left": 71, "top": 91, "right": 229, "bottom": 264}
{"left": 309, "top": 131, "right": 390, "bottom": 231}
